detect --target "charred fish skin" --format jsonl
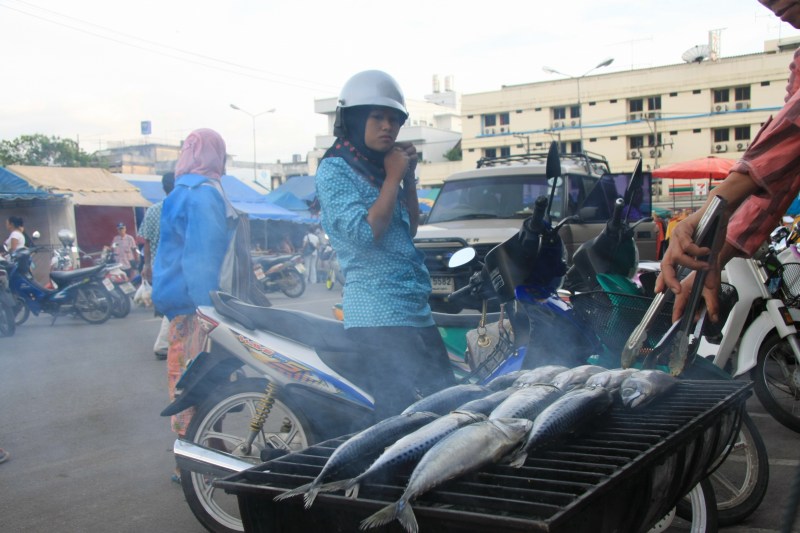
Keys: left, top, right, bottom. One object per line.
{"left": 512, "top": 365, "right": 570, "bottom": 388}
{"left": 274, "top": 411, "right": 438, "bottom": 508}
{"left": 620, "top": 369, "right": 678, "bottom": 409}
{"left": 484, "top": 370, "right": 530, "bottom": 391}
{"left": 510, "top": 387, "right": 613, "bottom": 467}
{"left": 360, "top": 418, "right": 533, "bottom": 533}
{"left": 401, "top": 384, "right": 488, "bottom": 416}
{"left": 550, "top": 365, "right": 607, "bottom": 392}
{"left": 457, "top": 388, "right": 516, "bottom": 415}
{"left": 323, "top": 411, "right": 487, "bottom": 498}
{"left": 489, "top": 384, "right": 563, "bottom": 420}
{"left": 584, "top": 368, "right": 640, "bottom": 391}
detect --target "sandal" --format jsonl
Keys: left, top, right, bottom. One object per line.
{"left": 171, "top": 472, "right": 181, "bottom": 484}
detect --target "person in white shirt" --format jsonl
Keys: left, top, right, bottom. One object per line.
{"left": 302, "top": 227, "right": 320, "bottom": 283}
{"left": 4, "top": 216, "right": 27, "bottom": 255}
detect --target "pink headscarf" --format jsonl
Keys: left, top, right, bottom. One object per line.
{"left": 175, "top": 128, "right": 227, "bottom": 180}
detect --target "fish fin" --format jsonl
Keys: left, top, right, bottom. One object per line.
{"left": 507, "top": 450, "right": 527, "bottom": 468}
{"left": 318, "top": 478, "right": 354, "bottom": 495}
{"left": 273, "top": 482, "right": 312, "bottom": 502}
{"left": 360, "top": 501, "right": 401, "bottom": 530}
{"left": 303, "top": 486, "right": 321, "bottom": 509}
{"left": 396, "top": 500, "right": 419, "bottom": 533}
{"left": 346, "top": 482, "right": 361, "bottom": 499}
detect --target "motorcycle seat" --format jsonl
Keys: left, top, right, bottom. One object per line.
{"left": 211, "top": 291, "right": 350, "bottom": 351}
{"left": 50, "top": 264, "right": 106, "bottom": 285}
{"left": 253, "top": 255, "right": 296, "bottom": 269}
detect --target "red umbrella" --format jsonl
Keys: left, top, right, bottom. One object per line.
{"left": 652, "top": 156, "right": 737, "bottom": 180}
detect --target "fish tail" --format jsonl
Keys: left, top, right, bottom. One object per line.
{"left": 273, "top": 482, "right": 312, "bottom": 502}
{"left": 302, "top": 486, "right": 321, "bottom": 509}
{"left": 507, "top": 449, "right": 528, "bottom": 468}
{"left": 318, "top": 478, "right": 355, "bottom": 495}
{"left": 361, "top": 499, "right": 417, "bottom": 532}
{"left": 345, "top": 482, "right": 361, "bottom": 499}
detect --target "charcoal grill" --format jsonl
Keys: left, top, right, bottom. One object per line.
{"left": 218, "top": 380, "right": 749, "bottom": 533}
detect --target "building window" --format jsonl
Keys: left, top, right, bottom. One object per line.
{"left": 647, "top": 96, "right": 662, "bottom": 111}
{"left": 647, "top": 134, "right": 663, "bottom": 147}
{"left": 713, "top": 89, "right": 730, "bottom": 103}
{"left": 669, "top": 92, "right": 678, "bottom": 97}
{"left": 761, "top": 81, "right": 770, "bottom": 87}
{"left": 629, "top": 99, "right": 644, "bottom": 113}
{"left": 570, "top": 105, "right": 581, "bottom": 119}
{"left": 484, "top": 148, "right": 497, "bottom": 159}
{"left": 629, "top": 136, "right": 645, "bottom": 149}
{"left": 734, "top": 86, "right": 751, "bottom": 101}
{"left": 499, "top": 112, "right": 510, "bottom": 125}
{"left": 500, "top": 146, "right": 511, "bottom": 157}
{"left": 569, "top": 141, "right": 582, "bottom": 153}
{"left": 713, "top": 128, "right": 730, "bottom": 142}
{"left": 734, "top": 126, "right": 751, "bottom": 140}
{"left": 483, "top": 114, "right": 497, "bottom": 127}
{"left": 553, "top": 107, "right": 567, "bottom": 120}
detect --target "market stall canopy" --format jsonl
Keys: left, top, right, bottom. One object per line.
{"left": 651, "top": 157, "right": 737, "bottom": 180}
{"left": 263, "top": 189, "right": 309, "bottom": 210}
{"left": 0, "top": 167, "right": 65, "bottom": 201}
{"left": 267, "top": 175, "right": 316, "bottom": 201}
{"left": 8, "top": 165, "right": 150, "bottom": 206}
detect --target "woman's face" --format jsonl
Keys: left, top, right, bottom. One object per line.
{"left": 363, "top": 107, "right": 403, "bottom": 152}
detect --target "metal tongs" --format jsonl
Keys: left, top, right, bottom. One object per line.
{"left": 621, "top": 195, "right": 728, "bottom": 375}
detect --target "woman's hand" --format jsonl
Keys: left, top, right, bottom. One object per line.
{"left": 384, "top": 145, "right": 411, "bottom": 185}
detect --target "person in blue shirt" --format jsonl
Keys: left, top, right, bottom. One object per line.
{"left": 153, "top": 128, "right": 231, "bottom": 453}
{"left": 316, "top": 70, "right": 455, "bottom": 420}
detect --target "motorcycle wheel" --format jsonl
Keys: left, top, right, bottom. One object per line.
{"left": 181, "top": 378, "right": 318, "bottom": 533}
{"left": 0, "top": 293, "right": 16, "bottom": 337}
{"left": 279, "top": 268, "right": 305, "bottom": 298}
{"left": 13, "top": 295, "right": 29, "bottom": 326}
{"left": 753, "top": 332, "right": 800, "bottom": 433}
{"left": 110, "top": 287, "right": 131, "bottom": 319}
{"left": 649, "top": 478, "right": 718, "bottom": 533}
{"left": 74, "top": 283, "right": 112, "bottom": 324}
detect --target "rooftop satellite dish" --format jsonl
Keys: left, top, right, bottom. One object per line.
{"left": 681, "top": 44, "right": 711, "bottom": 64}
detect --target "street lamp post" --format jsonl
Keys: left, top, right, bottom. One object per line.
{"left": 230, "top": 104, "right": 276, "bottom": 183}
{"left": 542, "top": 58, "right": 614, "bottom": 151}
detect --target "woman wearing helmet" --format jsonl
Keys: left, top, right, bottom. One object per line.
{"left": 316, "top": 70, "right": 455, "bottom": 420}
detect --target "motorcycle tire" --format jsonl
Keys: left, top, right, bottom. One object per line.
{"left": 110, "top": 287, "right": 131, "bottom": 319}
{"left": 0, "top": 292, "right": 16, "bottom": 337}
{"left": 752, "top": 332, "right": 800, "bottom": 433}
{"left": 13, "top": 295, "right": 29, "bottom": 326}
{"left": 181, "top": 378, "right": 319, "bottom": 533}
{"left": 279, "top": 268, "right": 305, "bottom": 298}
{"left": 651, "top": 478, "right": 718, "bottom": 533}
{"left": 74, "top": 282, "right": 112, "bottom": 324}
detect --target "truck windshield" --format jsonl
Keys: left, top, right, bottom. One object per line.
{"left": 427, "top": 175, "right": 565, "bottom": 224}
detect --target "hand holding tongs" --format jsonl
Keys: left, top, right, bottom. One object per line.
{"left": 620, "top": 195, "right": 728, "bottom": 374}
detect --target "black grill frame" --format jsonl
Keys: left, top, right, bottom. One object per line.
{"left": 218, "top": 380, "right": 749, "bottom": 533}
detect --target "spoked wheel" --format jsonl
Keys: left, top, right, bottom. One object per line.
{"left": 0, "top": 292, "right": 16, "bottom": 337}
{"left": 279, "top": 268, "right": 306, "bottom": 298}
{"left": 110, "top": 287, "right": 131, "bottom": 318}
{"left": 13, "top": 295, "right": 29, "bottom": 326}
{"left": 74, "top": 283, "right": 112, "bottom": 324}
{"left": 753, "top": 332, "right": 800, "bottom": 433}
{"left": 649, "top": 478, "right": 718, "bottom": 533}
{"left": 181, "top": 378, "right": 318, "bottom": 533}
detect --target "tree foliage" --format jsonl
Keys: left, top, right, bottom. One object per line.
{"left": 0, "top": 134, "right": 104, "bottom": 167}
{"left": 444, "top": 143, "right": 462, "bottom": 162}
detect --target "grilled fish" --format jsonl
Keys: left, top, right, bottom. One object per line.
{"left": 620, "top": 369, "right": 678, "bottom": 409}
{"left": 550, "top": 364, "right": 607, "bottom": 391}
{"left": 509, "top": 387, "right": 613, "bottom": 467}
{"left": 321, "top": 410, "right": 486, "bottom": 499}
{"left": 361, "top": 418, "right": 532, "bottom": 533}
{"left": 401, "top": 384, "right": 488, "bottom": 415}
{"left": 489, "top": 384, "right": 563, "bottom": 420}
{"left": 584, "top": 368, "right": 640, "bottom": 391}
{"left": 483, "top": 370, "right": 530, "bottom": 391}
{"left": 456, "top": 388, "right": 516, "bottom": 415}
{"left": 274, "top": 411, "right": 438, "bottom": 508}
{"left": 512, "top": 365, "right": 570, "bottom": 387}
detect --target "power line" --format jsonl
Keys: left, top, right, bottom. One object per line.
{"left": 0, "top": 0, "right": 340, "bottom": 93}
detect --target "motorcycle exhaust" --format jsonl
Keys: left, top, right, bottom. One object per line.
{"left": 173, "top": 439, "right": 253, "bottom": 476}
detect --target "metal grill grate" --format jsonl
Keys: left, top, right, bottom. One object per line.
{"left": 218, "top": 380, "right": 750, "bottom": 533}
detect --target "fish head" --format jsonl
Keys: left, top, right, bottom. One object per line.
{"left": 491, "top": 417, "right": 534, "bottom": 441}
{"left": 620, "top": 376, "right": 653, "bottom": 408}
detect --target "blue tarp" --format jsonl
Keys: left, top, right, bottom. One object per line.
{"left": 263, "top": 189, "right": 309, "bottom": 210}
{"left": 0, "top": 167, "right": 62, "bottom": 200}
{"left": 127, "top": 175, "right": 310, "bottom": 222}
{"left": 267, "top": 175, "right": 316, "bottom": 201}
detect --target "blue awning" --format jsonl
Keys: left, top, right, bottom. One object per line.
{"left": 0, "top": 167, "right": 63, "bottom": 201}
{"left": 267, "top": 175, "right": 316, "bottom": 201}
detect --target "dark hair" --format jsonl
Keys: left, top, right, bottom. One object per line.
{"left": 162, "top": 172, "right": 175, "bottom": 195}
{"left": 8, "top": 216, "right": 23, "bottom": 228}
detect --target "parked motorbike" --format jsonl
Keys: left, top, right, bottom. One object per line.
{"left": 252, "top": 254, "right": 306, "bottom": 298}
{"left": 8, "top": 246, "right": 114, "bottom": 325}
{"left": 0, "top": 259, "right": 16, "bottom": 336}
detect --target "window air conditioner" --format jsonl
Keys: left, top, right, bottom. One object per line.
{"left": 714, "top": 104, "right": 728, "bottom": 112}
{"left": 737, "top": 142, "right": 750, "bottom": 151}
{"left": 629, "top": 150, "right": 641, "bottom": 159}
{"left": 646, "top": 111, "right": 662, "bottom": 119}
{"left": 735, "top": 101, "right": 751, "bottom": 110}
{"left": 553, "top": 120, "right": 565, "bottom": 128}
{"left": 485, "top": 127, "right": 495, "bottom": 135}
{"left": 499, "top": 127, "right": 506, "bottom": 133}
{"left": 715, "top": 143, "right": 728, "bottom": 153}
{"left": 629, "top": 112, "right": 643, "bottom": 121}
{"left": 649, "top": 149, "right": 661, "bottom": 157}
{"left": 570, "top": 120, "right": 579, "bottom": 127}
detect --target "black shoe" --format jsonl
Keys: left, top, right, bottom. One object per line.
{"left": 155, "top": 350, "right": 167, "bottom": 360}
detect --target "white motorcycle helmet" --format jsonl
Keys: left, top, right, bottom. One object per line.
{"left": 333, "top": 70, "right": 408, "bottom": 138}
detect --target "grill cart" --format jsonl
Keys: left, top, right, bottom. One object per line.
{"left": 217, "top": 380, "right": 749, "bottom": 533}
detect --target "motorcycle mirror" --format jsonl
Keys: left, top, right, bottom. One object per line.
{"left": 545, "top": 141, "right": 560, "bottom": 222}
{"left": 623, "top": 159, "right": 643, "bottom": 224}
{"left": 448, "top": 247, "right": 477, "bottom": 269}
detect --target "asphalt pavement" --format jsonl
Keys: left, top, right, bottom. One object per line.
{"left": 0, "top": 281, "right": 798, "bottom": 532}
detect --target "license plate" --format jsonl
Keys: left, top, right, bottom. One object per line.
{"left": 431, "top": 276, "right": 455, "bottom": 294}
{"left": 120, "top": 282, "right": 135, "bottom": 295}
{"left": 295, "top": 264, "right": 306, "bottom": 274}
{"left": 254, "top": 265, "right": 265, "bottom": 280}
{"left": 102, "top": 278, "right": 114, "bottom": 291}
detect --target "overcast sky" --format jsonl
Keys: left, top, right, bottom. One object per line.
{"left": 1, "top": 0, "right": 798, "bottom": 165}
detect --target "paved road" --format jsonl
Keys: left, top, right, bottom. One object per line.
{"left": 0, "top": 282, "right": 798, "bottom": 532}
